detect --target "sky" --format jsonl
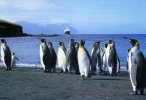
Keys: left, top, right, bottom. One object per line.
{"left": 0, "top": 0, "right": 146, "bottom": 34}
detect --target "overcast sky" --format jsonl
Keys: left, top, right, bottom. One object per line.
{"left": 0, "top": 0, "right": 146, "bottom": 34}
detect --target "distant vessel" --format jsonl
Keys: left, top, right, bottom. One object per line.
{"left": 64, "top": 27, "right": 70, "bottom": 35}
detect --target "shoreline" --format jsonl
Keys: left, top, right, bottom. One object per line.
{"left": 0, "top": 67, "right": 146, "bottom": 100}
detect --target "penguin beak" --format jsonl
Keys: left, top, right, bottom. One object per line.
{"left": 123, "top": 37, "right": 131, "bottom": 42}
{"left": 123, "top": 37, "right": 139, "bottom": 47}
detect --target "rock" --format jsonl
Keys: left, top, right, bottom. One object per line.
{"left": 0, "top": 19, "right": 23, "bottom": 37}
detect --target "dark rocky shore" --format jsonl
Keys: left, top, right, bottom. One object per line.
{"left": 0, "top": 67, "right": 145, "bottom": 100}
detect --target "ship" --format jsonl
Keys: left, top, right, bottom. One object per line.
{"left": 64, "top": 27, "right": 70, "bottom": 35}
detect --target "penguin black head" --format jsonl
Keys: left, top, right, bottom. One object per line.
{"left": 40, "top": 39, "right": 46, "bottom": 43}
{"left": 95, "top": 41, "right": 102, "bottom": 46}
{"left": 80, "top": 40, "right": 85, "bottom": 46}
{"left": 70, "top": 39, "right": 75, "bottom": 42}
{"left": 104, "top": 43, "right": 108, "bottom": 48}
{"left": 108, "top": 40, "right": 113, "bottom": 44}
{"left": 48, "top": 42, "right": 52, "bottom": 47}
{"left": 59, "top": 42, "right": 64, "bottom": 46}
{"left": 123, "top": 37, "right": 139, "bottom": 47}
{"left": 108, "top": 40, "right": 115, "bottom": 47}
{"left": 74, "top": 42, "right": 79, "bottom": 47}
{"left": 1, "top": 39, "right": 6, "bottom": 43}
{"left": 12, "top": 53, "right": 15, "bottom": 55}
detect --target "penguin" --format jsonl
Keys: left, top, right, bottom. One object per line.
{"left": 11, "top": 53, "right": 19, "bottom": 67}
{"left": 0, "top": 39, "right": 12, "bottom": 71}
{"left": 91, "top": 41, "right": 103, "bottom": 75}
{"left": 39, "top": 39, "right": 51, "bottom": 73}
{"left": 78, "top": 40, "right": 91, "bottom": 80}
{"left": 107, "top": 40, "right": 118, "bottom": 76}
{"left": 102, "top": 43, "right": 108, "bottom": 73}
{"left": 48, "top": 42, "right": 57, "bottom": 72}
{"left": 67, "top": 39, "right": 79, "bottom": 74}
{"left": 124, "top": 37, "right": 146, "bottom": 95}
{"left": 57, "top": 42, "right": 67, "bottom": 73}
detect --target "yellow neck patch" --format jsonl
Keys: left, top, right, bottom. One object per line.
{"left": 79, "top": 46, "right": 84, "bottom": 52}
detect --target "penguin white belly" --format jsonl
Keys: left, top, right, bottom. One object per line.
{"left": 1, "top": 45, "right": 4, "bottom": 63}
{"left": 129, "top": 54, "right": 137, "bottom": 91}
{"left": 1, "top": 45, "right": 6, "bottom": 67}
{"left": 40, "top": 45, "right": 45, "bottom": 70}
{"left": 102, "top": 52, "right": 108, "bottom": 71}
{"left": 11, "top": 56, "right": 15, "bottom": 67}
{"left": 78, "top": 50, "right": 89, "bottom": 77}
{"left": 58, "top": 48, "right": 67, "bottom": 71}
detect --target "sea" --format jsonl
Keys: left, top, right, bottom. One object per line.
{"left": 0, "top": 34, "right": 146, "bottom": 71}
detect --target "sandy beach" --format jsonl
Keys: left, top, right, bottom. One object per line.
{"left": 0, "top": 67, "right": 145, "bottom": 100}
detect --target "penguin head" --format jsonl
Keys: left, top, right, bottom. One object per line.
{"left": 80, "top": 40, "right": 85, "bottom": 47}
{"left": 40, "top": 39, "right": 46, "bottom": 43}
{"left": 93, "top": 41, "right": 101, "bottom": 48}
{"left": 0, "top": 39, "right": 6, "bottom": 44}
{"left": 70, "top": 39, "right": 75, "bottom": 42}
{"left": 59, "top": 42, "right": 64, "bottom": 47}
{"left": 123, "top": 37, "right": 139, "bottom": 47}
{"left": 104, "top": 43, "right": 108, "bottom": 48}
{"left": 74, "top": 42, "right": 79, "bottom": 47}
{"left": 48, "top": 42, "right": 52, "bottom": 47}
{"left": 108, "top": 40, "right": 115, "bottom": 47}
{"left": 12, "top": 53, "right": 15, "bottom": 55}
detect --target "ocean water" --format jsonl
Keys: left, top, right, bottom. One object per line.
{"left": 0, "top": 34, "right": 146, "bottom": 70}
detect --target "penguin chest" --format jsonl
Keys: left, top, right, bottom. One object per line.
{"left": 58, "top": 48, "right": 67, "bottom": 67}
{"left": 78, "top": 48, "right": 89, "bottom": 67}
{"left": 1, "top": 45, "right": 5, "bottom": 62}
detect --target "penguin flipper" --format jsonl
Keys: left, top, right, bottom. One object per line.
{"left": 84, "top": 47, "right": 91, "bottom": 63}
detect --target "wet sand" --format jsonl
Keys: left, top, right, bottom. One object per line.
{"left": 0, "top": 67, "right": 145, "bottom": 100}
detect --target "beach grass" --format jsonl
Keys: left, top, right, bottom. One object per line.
{"left": 0, "top": 67, "right": 145, "bottom": 100}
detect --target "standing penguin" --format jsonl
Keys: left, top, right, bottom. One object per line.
{"left": 11, "top": 53, "right": 19, "bottom": 67}
{"left": 102, "top": 43, "right": 108, "bottom": 73}
{"left": 57, "top": 42, "right": 67, "bottom": 73}
{"left": 39, "top": 39, "right": 51, "bottom": 73}
{"left": 91, "top": 41, "right": 103, "bottom": 75}
{"left": 67, "top": 39, "right": 79, "bottom": 74}
{"left": 107, "top": 40, "right": 118, "bottom": 76}
{"left": 124, "top": 37, "right": 146, "bottom": 95}
{"left": 78, "top": 40, "right": 91, "bottom": 80}
{"left": 48, "top": 42, "right": 57, "bottom": 72}
{"left": 0, "top": 39, "right": 12, "bottom": 71}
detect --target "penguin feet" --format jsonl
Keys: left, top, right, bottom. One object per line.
{"left": 81, "top": 75, "right": 85, "bottom": 80}
{"left": 134, "top": 91, "right": 138, "bottom": 95}
{"left": 6, "top": 68, "right": 12, "bottom": 71}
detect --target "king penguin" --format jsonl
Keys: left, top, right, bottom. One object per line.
{"left": 107, "top": 40, "right": 118, "bottom": 76}
{"left": 39, "top": 39, "right": 51, "bottom": 73}
{"left": 48, "top": 42, "right": 57, "bottom": 72}
{"left": 78, "top": 40, "right": 91, "bottom": 80}
{"left": 91, "top": 41, "right": 103, "bottom": 75}
{"left": 57, "top": 42, "right": 68, "bottom": 73}
{"left": 0, "top": 39, "right": 12, "bottom": 71}
{"left": 67, "top": 39, "right": 79, "bottom": 74}
{"left": 102, "top": 43, "right": 108, "bottom": 73}
{"left": 124, "top": 37, "right": 146, "bottom": 95}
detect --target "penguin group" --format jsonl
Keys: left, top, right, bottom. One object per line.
{"left": 0, "top": 37, "right": 146, "bottom": 95}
